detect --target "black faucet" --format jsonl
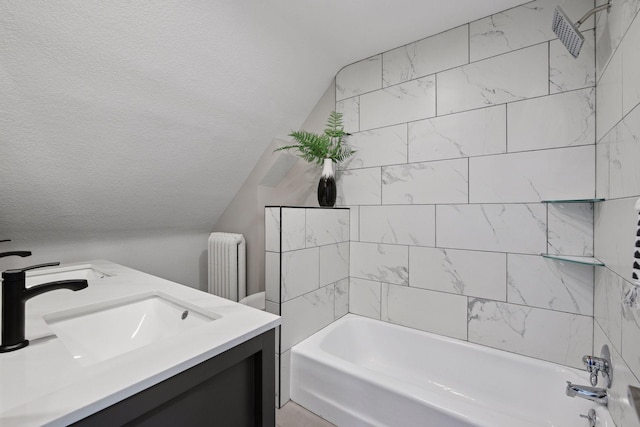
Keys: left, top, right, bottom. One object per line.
{"left": 0, "top": 251, "right": 32, "bottom": 259}
{"left": 0, "top": 262, "right": 88, "bottom": 352}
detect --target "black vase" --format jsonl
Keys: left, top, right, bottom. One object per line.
{"left": 317, "top": 159, "right": 336, "bottom": 207}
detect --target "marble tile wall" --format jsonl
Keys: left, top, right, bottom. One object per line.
{"left": 335, "top": 0, "right": 599, "bottom": 371}
{"left": 265, "top": 207, "right": 350, "bottom": 408}
{"left": 271, "top": 0, "right": 640, "bottom": 420}
{"left": 594, "top": 1, "right": 640, "bottom": 425}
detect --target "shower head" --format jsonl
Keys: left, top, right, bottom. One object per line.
{"left": 552, "top": 2, "right": 611, "bottom": 58}
{"left": 552, "top": 6, "right": 584, "bottom": 58}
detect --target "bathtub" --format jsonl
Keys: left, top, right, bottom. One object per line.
{"left": 290, "top": 314, "right": 614, "bottom": 427}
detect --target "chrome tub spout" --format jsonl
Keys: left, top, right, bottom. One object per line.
{"left": 566, "top": 381, "right": 608, "bottom": 405}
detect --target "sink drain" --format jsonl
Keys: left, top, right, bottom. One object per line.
{"left": 181, "top": 310, "right": 189, "bottom": 320}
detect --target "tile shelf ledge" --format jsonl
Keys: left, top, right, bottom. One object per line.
{"left": 542, "top": 198, "right": 606, "bottom": 203}
{"left": 541, "top": 254, "right": 605, "bottom": 266}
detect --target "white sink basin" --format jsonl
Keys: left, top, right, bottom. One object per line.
{"left": 27, "top": 264, "right": 111, "bottom": 287}
{"left": 43, "top": 291, "right": 220, "bottom": 366}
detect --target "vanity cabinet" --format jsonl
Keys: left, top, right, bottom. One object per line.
{"left": 72, "top": 329, "right": 275, "bottom": 427}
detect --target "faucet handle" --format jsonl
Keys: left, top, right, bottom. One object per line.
{"left": 583, "top": 347, "right": 613, "bottom": 388}
{"left": 579, "top": 409, "right": 597, "bottom": 427}
{"left": 3, "top": 262, "right": 60, "bottom": 275}
{"left": 583, "top": 355, "right": 610, "bottom": 386}
{"left": 0, "top": 251, "right": 32, "bottom": 259}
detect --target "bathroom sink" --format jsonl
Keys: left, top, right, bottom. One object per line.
{"left": 43, "top": 291, "right": 220, "bottom": 366}
{"left": 27, "top": 264, "right": 111, "bottom": 286}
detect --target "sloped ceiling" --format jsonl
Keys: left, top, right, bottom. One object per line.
{"left": 1, "top": 0, "right": 529, "bottom": 239}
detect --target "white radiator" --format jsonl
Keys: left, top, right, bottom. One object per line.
{"left": 207, "top": 232, "right": 246, "bottom": 302}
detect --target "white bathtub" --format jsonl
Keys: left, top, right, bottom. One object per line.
{"left": 291, "top": 314, "right": 614, "bottom": 427}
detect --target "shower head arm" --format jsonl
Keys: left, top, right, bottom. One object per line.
{"left": 575, "top": 2, "right": 611, "bottom": 28}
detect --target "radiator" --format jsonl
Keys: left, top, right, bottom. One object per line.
{"left": 207, "top": 232, "right": 246, "bottom": 302}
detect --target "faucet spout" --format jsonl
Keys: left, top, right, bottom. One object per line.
{"left": 566, "top": 381, "right": 608, "bottom": 405}
{"left": 23, "top": 280, "right": 88, "bottom": 300}
{"left": 0, "top": 264, "right": 88, "bottom": 353}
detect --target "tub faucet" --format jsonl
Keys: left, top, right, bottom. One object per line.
{"left": 582, "top": 355, "right": 611, "bottom": 387}
{"left": 0, "top": 262, "right": 88, "bottom": 353}
{"left": 566, "top": 381, "right": 608, "bottom": 405}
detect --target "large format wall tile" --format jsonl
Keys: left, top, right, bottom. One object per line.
{"left": 336, "top": 97, "right": 360, "bottom": 134}
{"left": 595, "top": 197, "right": 637, "bottom": 279}
{"left": 382, "top": 284, "right": 468, "bottom": 340}
{"left": 360, "top": 77, "right": 436, "bottom": 130}
{"left": 319, "top": 0, "right": 636, "bottom": 378}
{"left": 436, "top": 204, "right": 547, "bottom": 254}
{"left": 280, "top": 285, "right": 335, "bottom": 352}
{"left": 343, "top": 124, "right": 407, "bottom": 169}
{"left": 623, "top": 14, "right": 640, "bottom": 115}
{"left": 281, "top": 248, "right": 319, "bottom": 302}
{"left": 281, "top": 208, "right": 306, "bottom": 252}
{"left": 335, "top": 278, "right": 349, "bottom": 319}
{"left": 437, "top": 44, "right": 548, "bottom": 115}
{"left": 350, "top": 241, "right": 408, "bottom": 285}
{"left": 547, "top": 203, "right": 594, "bottom": 256}
{"left": 265, "top": 251, "right": 280, "bottom": 304}
{"left": 468, "top": 299, "right": 593, "bottom": 368}
{"left": 319, "top": 243, "right": 349, "bottom": 286}
{"left": 359, "top": 205, "right": 436, "bottom": 246}
{"left": 508, "top": 254, "right": 594, "bottom": 315}
{"left": 550, "top": 30, "right": 596, "bottom": 94}
{"left": 348, "top": 205, "right": 360, "bottom": 241}
{"left": 265, "top": 207, "right": 280, "bottom": 252}
{"left": 336, "top": 55, "right": 382, "bottom": 101}
{"left": 408, "top": 105, "right": 506, "bottom": 163}
{"left": 595, "top": 0, "right": 640, "bottom": 76}
{"left": 349, "top": 277, "right": 381, "bottom": 319}
{"left": 622, "top": 279, "right": 640, "bottom": 381}
{"left": 382, "top": 159, "right": 468, "bottom": 204}
{"left": 596, "top": 49, "right": 623, "bottom": 142}
{"left": 306, "top": 208, "right": 349, "bottom": 247}
{"left": 608, "top": 105, "right": 640, "bottom": 199}
{"left": 469, "top": 146, "right": 595, "bottom": 203}
{"left": 596, "top": 136, "right": 611, "bottom": 200}
{"left": 336, "top": 167, "right": 381, "bottom": 206}
{"left": 595, "top": 267, "right": 624, "bottom": 352}
{"left": 383, "top": 25, "right": 468, "bottom": 87}
{"left": 469, "top": 0, "right": 594, "bottom": 62}
{"left": 507, "top": 88, "right": 595, "bottom": 152}
{"left": 409, "top": 247, "right": 506, "bottom": 300}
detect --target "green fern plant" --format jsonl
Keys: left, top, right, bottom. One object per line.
{"left": 274, "top": 111, "right": 355, "bottom": 165}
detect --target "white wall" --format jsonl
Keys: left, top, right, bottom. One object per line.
{"left": 212, "top": 83, "right": 336, "bottom": 296}
{"left": 594, "top": 0, "right": 640, "bottom": 425}
{"left": 0, "top": 232, "right": 209, "bottom": 290}
{"left": 338, "top": 0, "right": 598, "bottom": 369}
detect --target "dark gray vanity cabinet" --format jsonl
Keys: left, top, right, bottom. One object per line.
{"left": 72, "top": 329, "right": 275, "bottom": 427}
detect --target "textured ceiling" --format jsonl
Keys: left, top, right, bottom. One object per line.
{"left": 1, "top": 0, "right": 529, "bottom": 239}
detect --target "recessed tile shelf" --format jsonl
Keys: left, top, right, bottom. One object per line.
{"left": 542, "top": 198, "right": 606, "bottom": 203}
{"left": 540, "top": 198, "right": 604, "bottom": 266}
{"left": 541, "top": 254, "right": 605, "bottom": 266}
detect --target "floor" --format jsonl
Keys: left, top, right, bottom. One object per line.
{"left": 276, "top": 401, "right": 336, "bottom": 427}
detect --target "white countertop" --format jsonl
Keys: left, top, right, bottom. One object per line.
{"left": 0, "top": 260, "right": 280, "bottom": 426}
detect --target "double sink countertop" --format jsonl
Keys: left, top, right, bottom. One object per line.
{"left": 0, "top": 260, "right": 280, "bottom": 426}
